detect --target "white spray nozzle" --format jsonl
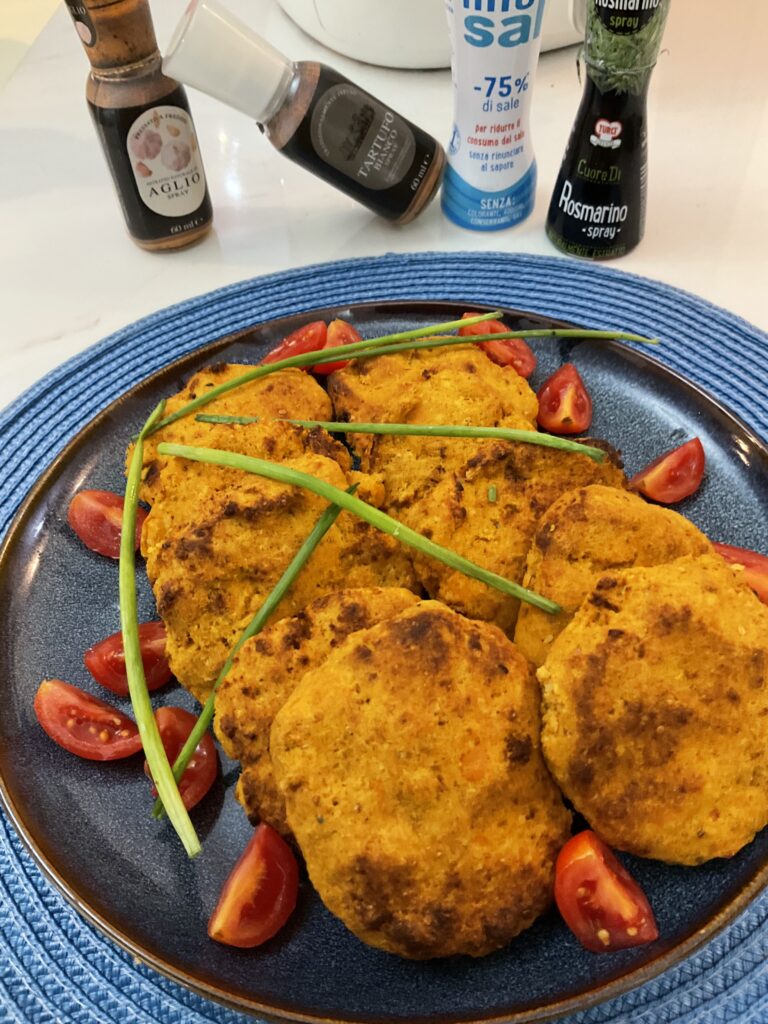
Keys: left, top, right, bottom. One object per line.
{"left": 163, "top": 0, "right": 293, "bottom": 122}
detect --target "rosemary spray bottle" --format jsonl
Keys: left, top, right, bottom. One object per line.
{"left": 546, "top": 0, "right": 671, "bottom": 261}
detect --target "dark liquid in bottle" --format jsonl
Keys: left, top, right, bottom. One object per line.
{"left": 88, "top": 83, "right": 213, "bottom": 246}
{"left": 546, "top": 79, "right": 648, "bottom": 261}
{"left": 278, "top": 65, "right": 442, "bottom": 223}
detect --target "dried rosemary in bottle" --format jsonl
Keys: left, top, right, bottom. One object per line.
{"left": 546, "top": 0, "right": 671, "bottom": 261}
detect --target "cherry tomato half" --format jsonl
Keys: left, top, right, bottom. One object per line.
{"left": 208, "top": 823, "right": 299, "bottom": 948}
{"left": 713, "top": 542, "right": 768, "bottom": 605}
{"left": 33, "top": 679, "right": 142, "bottom": 761}
{"left": 145, "top": 706, "right": 218, "bottom": 811}
{"left": 537, "top": 363, "right": 593, "bottom": 434}
{"left": 84, "top": 621, "right": 172, "bottom": 696}
{"left": 67, "top": 489, "right": 146, "bottom": 560}
{"left": 313, "top": 319, "right": 360, "bottom": 375}
{"left": 261, "top": 321, "right": 328, "bottom": 365}
{"left": 629, "top": 437, "right": 705, "bottom": 504}
{"left": 458, "top": 312, "right": 537, "bottom": 378}
{"left": 555, "top": 830, "right": 659, "bottom": 953}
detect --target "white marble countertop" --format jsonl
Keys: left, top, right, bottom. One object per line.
{"left": 1, "top": 0, "right": 766, "bottom": 414}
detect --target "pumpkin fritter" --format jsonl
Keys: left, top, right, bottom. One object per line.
{"left": 514, "top": 485, "right": 712, "bottom": 666}
{"left": 401, "top": 441, "right": 626, "bottom": 633}
{"left": 215, "top": 587, "right": 420, "bottom": 834}
{"left": 138, "top": 363, "right": 335, "bottom": 507}
{"left": 539, "top": 554, "right": 768, "bottom": 865}
{"left": 328, "top": 344, "right": 539, "bottom": 509}
{"left": 270, "top": 601, "right": 572, "bottom": 959}
{"left": 136, "top": 364, "right": 418, "bottom": 702}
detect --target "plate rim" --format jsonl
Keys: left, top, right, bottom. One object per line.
{"left": 1, "top": 298, "right": 767, "bottom": 1024}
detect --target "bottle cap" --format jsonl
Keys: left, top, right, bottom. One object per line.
{"left": 163, "top": 0, "right": 293, "bottom": 122}
{"left": 65, "top": 0, "right": 158, "bottom": 69}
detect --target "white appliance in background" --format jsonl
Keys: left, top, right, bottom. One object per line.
{"left": 276, "top": 0, "right": 585, "bottom": 70}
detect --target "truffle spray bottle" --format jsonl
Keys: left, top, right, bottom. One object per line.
{"left": 163, "top": 0, "right": 445, "bottom": 225}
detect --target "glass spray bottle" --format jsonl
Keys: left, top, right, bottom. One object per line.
{"left": 163, "top": 0, "right": 445, "bottom": 225}
{"left": 65, "top": 0, "right": 213, "bottom": 251}
{"left": 546, "top": 0, "right": 671, "bottom": 261}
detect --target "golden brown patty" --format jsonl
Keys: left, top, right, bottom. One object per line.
{"left": 514, "top": 485, "right": 713, "bottom": 666}
{"left": 401, "top": 441, "right": 626, "bottom": 633}
{"left": 539, "top": 554, "right": 768, "bottom": 865}
{"left": 133, "top": 363, "right": 419, "bottom": 702}
{"left": 140, "top": 418, "right": 353, "bottom": 559}
{"left": 215, "top": 587, "right": 420, "bottom": 834}
{"left": 138, "top": 364, "right": 336, "bottom": 510}
{"left": 215, "top": 589, "right": 421, "bottom": 835}
{"left": 328, "top": 344, "right": 539, "bottom": 508}
{"left": 145, "top": 451, "right": 418, "bottom": 703}
{"left": 271, "top": 601, "right": 572, "bottom": 959}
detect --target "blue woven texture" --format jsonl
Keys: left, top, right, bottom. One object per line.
{"left": 0, "top": 252, "right": 766, "bottom": 1024}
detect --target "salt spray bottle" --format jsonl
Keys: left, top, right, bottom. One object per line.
{"left": 442, "top": 0, "right": 547, "bottom": 231}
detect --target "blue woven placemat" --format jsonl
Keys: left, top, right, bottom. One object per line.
{"left": 0, "top": 251, "right": 766, "bottom": 1024}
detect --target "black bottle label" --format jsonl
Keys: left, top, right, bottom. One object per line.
{"left": 282, "top": 66, "right": 438, "bottom": 221}
{"left": 64, "top": 0, "right": 96, "bottom": 47}
{"left": 593, "top": 0, "right": 663, "bottom": 35}
{"left": 88, "top": 85, "right": 212, "bottom": 243}
{"left": 309, "top": 84, "right": 417, "bottom": 191}
{"left": 546, "top": 81, "right": 647, "bottom": 260}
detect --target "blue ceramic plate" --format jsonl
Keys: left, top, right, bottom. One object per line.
{"left": 1, "top": 301, "right": 767, "bottom": 1024}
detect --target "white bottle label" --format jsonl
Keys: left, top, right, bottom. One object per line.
{"left": 442, "top": 0, "right": 546, "bottom": 231}
{"left": 126, "top": 105, "right": 206, "bottom": 218}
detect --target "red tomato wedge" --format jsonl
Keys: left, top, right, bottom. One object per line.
{"left": 84, "top": 621, "right": 172, "bottom": 696}
{"left": 33, "top": 679, "right": 142, "bottom": 761}
{"left": 537, "top": 363, "right": 593, "bottom": 434}
{"left": 713, "top": 543, "right": 768, "bottom": 604}
{"left": 208, "top": 823, "right": 299, "bottom": 948}
{"left": 145, "top": 706, "right": 218, "bottom": 811}
{"left": 458, "top": 312, "right": 537, "bottom": 378}
{"left": 629, "top": 437, "right": 705, "bottom": 504}
{"left": 555, "top": 831, "right": 659, "bottom": 953}
{"left": 312, "top": 319, "right": 360, "bottom": 375}
{"left": 261, "top": 321, "right": 327, "bottom": 365}
{"left": 67, "top": 489, "right": 146, "bottom": 559}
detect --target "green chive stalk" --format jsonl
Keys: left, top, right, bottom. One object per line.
{"left": 121, "top": 403, "right": 200, "bottom": 858}
{"left": 157, "top": 443, "right": 561, "bottom": 615}
{"left": 151, "top": 489, "right": 354, "bottom": 820}
{"left": 195, "top": 414, "right": 607, "bottom": 464}
{"left": 149, "top": 315, "right": 658, "bottom": 436}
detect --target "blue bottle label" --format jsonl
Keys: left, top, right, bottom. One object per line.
{"left": 442, "top": 160, "right": 537, "bottom": 231}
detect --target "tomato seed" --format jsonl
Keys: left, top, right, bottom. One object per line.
{"left": 99, "top": 730, "right": 110, "bottom": 742}
{"left": 597, "top": 928, "right": 610, "bottom": 946}
{"left": 67, "top": 718, "right": 76, "bottom": 729}
{"left": 88, "top": 725, "right": 97, "bottom": 734}
{"left": 626, "top": 926, "right": 638, "bottom": 936}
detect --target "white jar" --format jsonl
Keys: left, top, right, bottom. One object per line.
{"left": 276, "top": 0, "right": 585, "bottom": 69}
